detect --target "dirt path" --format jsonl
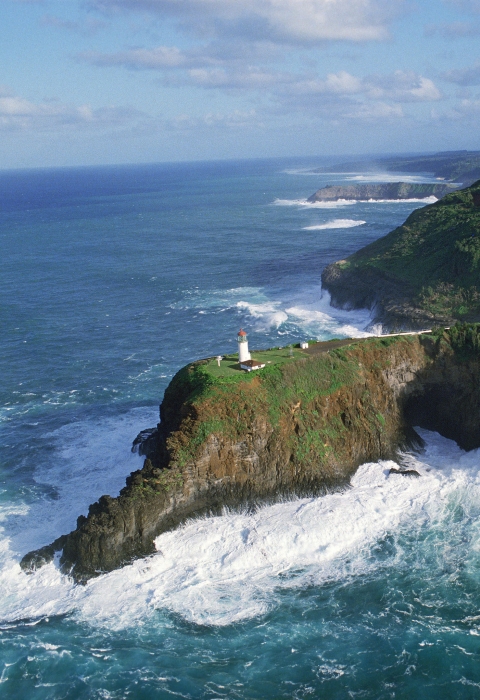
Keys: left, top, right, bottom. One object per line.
{"left": 304, "top": 329, "right": 434, "bottom": 357}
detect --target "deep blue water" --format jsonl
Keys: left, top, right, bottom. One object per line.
{"left": 1, "top": 158, "right": 480, "bottom": 699}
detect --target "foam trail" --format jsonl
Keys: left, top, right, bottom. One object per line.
{"left": 345, "top": 173, "right": 445, "bottom": 183}
{"left": 272, "top": 197, "right": 437, "bottom": 208}
{"left": 272, "top": 198, "right": 357, "bottom": 209}
{"left": 1, "top": 430, "right": 479, "bottom": 631}
{"left": 2, "top": 407, "right": 156, "bottom": 563}
{"left": 303, "top": 219, "right": 366, "bottom": 230}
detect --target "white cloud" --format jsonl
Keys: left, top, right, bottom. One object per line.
{"left": 364, "top": 71, "right": 442, "bottom": 102}
{"left": 88, "top": 0, "right": 403, "bottom": 44}
{"left": 279, "top": 70, "right": 441, "bottom": 104}
{"left": 185, "top": 67, "right": 289, "bottom": 89}
{"left": 0, "top": 88, "right": 143, "bottom": 132}
{"left": 347, "top": 101, "right": 404, "bottom": 120}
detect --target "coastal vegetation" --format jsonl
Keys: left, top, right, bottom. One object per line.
{"left": 322, "top": 180, "right": 480, "bottom": 328}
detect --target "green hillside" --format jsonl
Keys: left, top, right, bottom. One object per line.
{"left": 326, "top": 180, "right": 480, "bottom": 322}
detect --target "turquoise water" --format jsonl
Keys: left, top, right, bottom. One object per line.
{"left": 1, "top": 158, "right": 479, "bottom": 698}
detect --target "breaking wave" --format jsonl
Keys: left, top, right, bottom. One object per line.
{"left": 303, "top": 219, "right": 366, "bottom": 230}
{"left": 1, "top": 430, "right": 480, "bottom": 631}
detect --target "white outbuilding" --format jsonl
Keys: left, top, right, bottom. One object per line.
{"left": 240, "top": 359, "right": 266, "bottom": 372}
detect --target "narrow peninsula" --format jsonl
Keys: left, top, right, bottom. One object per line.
{"left": 22, "top": 325, "right": 480, "bottom": 582}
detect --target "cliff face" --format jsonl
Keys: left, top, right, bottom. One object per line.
{"left": 21, "top": 329, "right": 480, "bottom": 582}
{"left": 322, "top": 180, "right": 480, "bottom": 331}
{"left": 308, "top": 182, "right": 454, "bottom": 203}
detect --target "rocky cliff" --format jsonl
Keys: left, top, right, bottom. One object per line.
{"left": 322, "top": 180, "right": 480, "bottom": 330}
{"left": 308, "top": 182, "right": 455, "bottom": 203}
{"left": 21, "top": 327, "right": 480, "bottom": 582}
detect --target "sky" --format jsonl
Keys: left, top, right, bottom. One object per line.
{"left": 1, "top": 0, "right": 480, "bottom": 168}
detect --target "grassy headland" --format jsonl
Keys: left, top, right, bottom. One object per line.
{"left": 322, "top": 180, "right": 480, "bottom": 328}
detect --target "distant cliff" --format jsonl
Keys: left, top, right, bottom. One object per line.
{"left": 21, "top": 327, "right": 480, "bottom": 582}
{"left": 308, "top": 182, "right": 455, "bottom": 203}
{"left": 322, "top": 180, "right": 480, "bottom": 330}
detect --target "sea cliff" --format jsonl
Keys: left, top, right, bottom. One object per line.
{"left": 308, "top": 182, "right": 455, "bottom": 202}
{"left": 21, "top": 327, "right": 480, "bottom": 582}
{"left": 322, "top": 180, "right": 480, "bottom": 330}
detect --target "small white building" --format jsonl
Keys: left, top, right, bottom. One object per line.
{"left": 300, "top": 341, "right": 309, "bottom": 349}
{"left": 240, "top": 359, "right": 266, "bottom": 372}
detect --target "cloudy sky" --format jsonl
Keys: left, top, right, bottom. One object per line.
{"left": 2, "top": 0, "right": 480, "bottom": 168}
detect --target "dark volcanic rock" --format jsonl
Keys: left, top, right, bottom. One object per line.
{"left": 321, "top": 261, "right": 448, "bottom": 332}
{"left": 389, "top": 468, "right": 420, "bottom": 477}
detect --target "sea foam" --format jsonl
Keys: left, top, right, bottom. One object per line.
{"left": 2, "top": 407, "right": 155, "bottom": 563}
{"left": 272, "top": 198, "right": 357, "bottom": 208}
{"left": 1, "top": 430, "right": 480, "bottom": 631}
{"left": 303, "top": 219, "right": 366, "bottom": 230}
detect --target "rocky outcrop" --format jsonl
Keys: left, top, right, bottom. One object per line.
{"left": 322, "top": 181, "right": 480, "bottom": 330}
{"left": 20, "top": 329, "right": 480, "bottom": 582}
{"left": 321, "top": 261, "right": 452, "bottom": 331}
{"left": 308, "top": 182, "right": 455, "bottom": 203}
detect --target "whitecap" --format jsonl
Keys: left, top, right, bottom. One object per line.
{"left": 361, "top": 196, "right": 438, "bottom": 204}
{"left": 272, "top": 198, "right": 357, "bottom": 209}
{"left": 345, "top": 173, "right": 446, "bottom": 184}
{"left": 236, "top": 300, "right": 288, "bottom": 330}
{"left": 303, "top": 219, "right": 366, "bottom": 231}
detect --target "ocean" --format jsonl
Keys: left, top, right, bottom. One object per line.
{"left": 1, "top": 157, "right": 479, "bottom": 698}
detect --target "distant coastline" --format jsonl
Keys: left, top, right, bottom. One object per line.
{"left": 308, "top": 182, "right": 456, "bottom": 203}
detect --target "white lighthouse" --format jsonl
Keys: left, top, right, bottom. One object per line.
{"left": 237, "top": 328, "right": 251, "bottom": 363}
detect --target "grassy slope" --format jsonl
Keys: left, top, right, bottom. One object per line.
{"left": 338, "top": 180, "right": 480, "bottom": 319}
{"left": 163, "top": 335, "right": 406, "bottom": 469}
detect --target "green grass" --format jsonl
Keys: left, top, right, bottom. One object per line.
{"left": 337, "top": 180, "right": 480, "bottom": 320}
{"left": 200, "top": 346, "right": 309, "bottom": 379}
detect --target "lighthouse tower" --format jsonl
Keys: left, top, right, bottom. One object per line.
{"left": 237, "top": 329, "right": 251, "bottom": 363}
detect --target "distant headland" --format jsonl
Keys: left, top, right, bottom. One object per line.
{"left": 312, "top": 150, "right": 480, "bottom": 187}
{"left": 307, "top": 182, "right": 455, "bottom": 203}
{"left": 307, "top": 150, "right": 480, "bottom": 203}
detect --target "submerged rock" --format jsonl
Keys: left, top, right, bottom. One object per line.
{"left": 389, "top": 468, "right": 421, "bottom": 477}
